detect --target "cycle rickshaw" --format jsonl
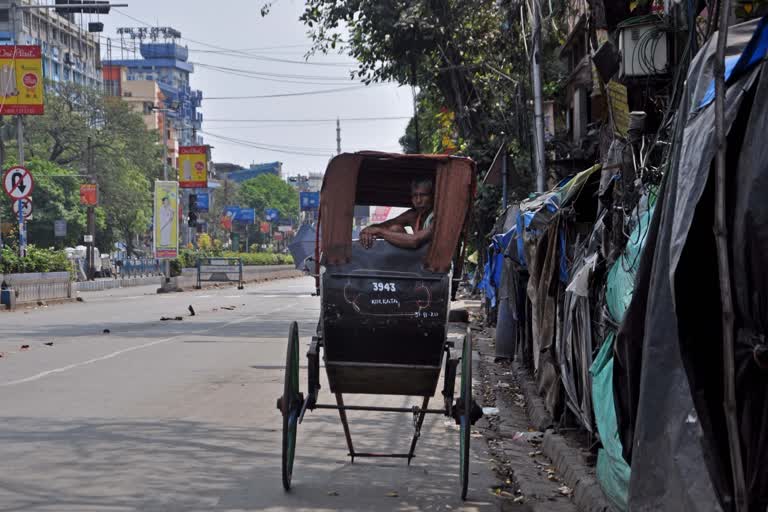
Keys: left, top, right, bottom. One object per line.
{"left": 276, "top": 152, "right": 482, "bottom": 499}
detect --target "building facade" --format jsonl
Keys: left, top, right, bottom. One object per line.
{"left": 104, "top": 39, "right": 203, "bottom": 148}
{"left": 0, "top": 0, "right": 102, "bottom": 88}
{"left": 102, "top": 64, "right": 179, "bottom": 171}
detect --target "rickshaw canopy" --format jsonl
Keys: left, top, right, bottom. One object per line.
{"left": 319, "top": 152, "right": 477, "bottom": 273}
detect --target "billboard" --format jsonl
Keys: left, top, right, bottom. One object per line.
{"left": 0, "top": 46, "right": 44, "bottom": 115}
{"left": 154, "top": 181, "right": 179, "bottom": 259}
{"left": 178, "top": 146, "right": 208, "bottom": 188}
{"left": 300, "top": 192, "right": 320, "bottom": 210}
{"left": 196, "top": 192, "right": 209, "bottom": 213}
{"left": 224, "top": 206, "right": 256, "bottom": 224}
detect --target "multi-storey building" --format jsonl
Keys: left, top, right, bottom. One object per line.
{"left": 104, "top": 35, "right": 203, "bottom": 148}
{"left": 0, "top": 0, "right": 102, "bottom": 88}
{"left": 102, "top": 64, "right": 178, "bottom": 171}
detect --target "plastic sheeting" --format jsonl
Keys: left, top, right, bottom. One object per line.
{"left": 591, "top": 333, "right": 630, "bottom": 511}
{"left": 614, "top": 17, "right": 768, "bottom": 511}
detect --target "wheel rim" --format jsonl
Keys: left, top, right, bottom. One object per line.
{"left": 459, "top": 331, "right": 472, "bottom": 500}
{"left": 282, "top": 322, "right": 300, "bottom": 491}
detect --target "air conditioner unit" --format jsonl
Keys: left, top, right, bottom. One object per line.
{"left": 619, "top": 22, "right": 668, "bottom": 77}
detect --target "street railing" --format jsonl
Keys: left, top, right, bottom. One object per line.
{"left": 196, "top": 257, "right": 244, "bottom": 289}
{"left": 1, "top": 272, "right": 72, "bottom": 303}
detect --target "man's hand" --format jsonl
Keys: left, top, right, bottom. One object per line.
{"left": 360, "top": 226, "right": 381, "bottom": 249}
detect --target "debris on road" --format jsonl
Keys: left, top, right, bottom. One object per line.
{"left": 20, "top": 345, "right": 29, "bottom": 350}
{"left": 327, "top": 491, "right": 339, "bottom": 496}
{"left": 44, "top": 342, "right": 54, "bottom": 347}
{"left": 103, "top": 329, "right": 110, "bottom": 334}
{"left": 160, "top": 316, "right": 184, "bottom": 321}
{"left": 386, "top": 491, "right": 399, "bottom": 498}
{"left": 188, "top": 305, "right": 196, "bottom": 316}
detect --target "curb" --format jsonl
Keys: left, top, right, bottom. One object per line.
{"left": 512, "top": 361, "right": 553, "bottom": 431}
{"left": 542, "top": 431, "right": 614, "bottom": 512}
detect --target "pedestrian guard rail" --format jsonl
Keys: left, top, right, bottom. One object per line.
{"left": 196, "top": 257, "right": 244, "bottom": 289}
{"left": 1, "top": 272, "right": 72, "bottom": 303}
{"left": 118, "top": 258, "right": 162, "bottom": 278}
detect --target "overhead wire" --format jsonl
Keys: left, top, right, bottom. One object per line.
{"left": 112, "top": 9, "right": 354, "bottom": 67}
{"left": 204, "top": 84, "right": 385, "bottom": 100}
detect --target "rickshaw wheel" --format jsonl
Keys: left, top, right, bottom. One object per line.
{"left": 459, "top": 330, "right": 473, "bottom": 500}
{"left": 281, "top": 321, "right": 302, "bottom": 491}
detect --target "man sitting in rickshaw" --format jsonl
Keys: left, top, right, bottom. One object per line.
{"left": 359, "top": 178, "right": 434, "bottom": 250}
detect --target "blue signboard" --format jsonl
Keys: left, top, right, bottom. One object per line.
{"left": 224, "top": 206, "right": 256, "bottom": 224}
{"left": 196, "top": 192, "right": 210, "bottom": 213}
{"left": 300, "top": 192, "right": 320, "bottom": 211}
{"left": 265, "top": 208, "right": 280, "bottom": 221}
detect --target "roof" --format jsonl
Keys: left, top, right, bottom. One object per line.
{"left": 323, "top": 151, "right": 475, "bottom": 207}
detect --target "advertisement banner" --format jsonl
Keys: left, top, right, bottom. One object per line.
{"left": 154, "top": 181, "right": 179, "bottom": 259}
{"left": 299, "top": 192, "right": 320, "bottom": 210}
{"left": 224, "top": 206, "right": 256, "bottom": 224}
{"left": 0, "top": 46, "right": 44, "bottom": 115}
{"left": 196, "top": 191, "right": 210, "bottom": 212}
{"left": 178, "top": 146, "right": 208, "bottom": 188}
{"left": 265, "top": 208, "right": 280, "bottom": 221}
{"left": 80, "top": 184, "right": 98, "bottom": 206}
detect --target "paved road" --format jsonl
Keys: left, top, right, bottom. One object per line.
{"left": 0, "top": 277, "right": 499, "bottom": 511}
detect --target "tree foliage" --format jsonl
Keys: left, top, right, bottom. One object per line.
{"left": 4, "top": 82, "right": 163, "bottom": 255}
{"left": 237, "top": 174, "right": 299, "bottom": 222}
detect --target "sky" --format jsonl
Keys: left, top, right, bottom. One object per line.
{"left": 96, "top": 0, "right": 414, "bottom": 176}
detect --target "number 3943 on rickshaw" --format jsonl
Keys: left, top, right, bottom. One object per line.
{"left": 276, "top": 152, "right": 484, "bottom": 500}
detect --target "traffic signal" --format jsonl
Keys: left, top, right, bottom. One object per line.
{"left": 188, "top": 194, "right": 198, "bottom": 227}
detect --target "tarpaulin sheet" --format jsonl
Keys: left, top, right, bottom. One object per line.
{"left": 614, "top": 17, "right": 766, "bottom": 511}
{"left": 591, "top": 333, "right": 630, "bottom": 511}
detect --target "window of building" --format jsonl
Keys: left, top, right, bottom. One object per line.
{"left": 23, "top": 12, "right": 30, "bottom": 27}
{"left": 0, "top": 9, "right": 9, "bottom": 23}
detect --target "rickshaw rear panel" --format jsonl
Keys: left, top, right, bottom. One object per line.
{"left": 321, "top": 242, "right": 450, "bottom": 396}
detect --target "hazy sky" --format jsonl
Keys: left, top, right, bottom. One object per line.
{"left": 98, "top": 0, "right": 414, "bottom": 175}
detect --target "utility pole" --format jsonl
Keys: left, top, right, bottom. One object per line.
{"left": 336, "top": 118, "right": 341, "bottom": 154}
{"left": 86, "top": 137, "right": 96, "bottom": 280}
{"left": 531, "top": 0, "right": 547, "bottom": 192}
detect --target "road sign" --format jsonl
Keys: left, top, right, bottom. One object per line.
{"left": 12, "top": 198, "right": 32, "bottom": 218}
{"left": 54, "top": 219, "right": 67, "bottom": 237}
{"left": 300, "top": 192, "right": 320, "bottom": 210}
{"left": 84, "top": 234, "right": 94, "bottom": 243}
{"left": 2, "top": 166, "right": 33, "bottom": 200}
{"left": 265, "top": 208, "right": 280, "bottom": 221}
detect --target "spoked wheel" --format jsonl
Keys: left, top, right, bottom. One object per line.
{"left": 279, "top": 321, "right": 303, "bottom": 491}
{"left": 459, "top": 330, "right": 473, "bottom": 500}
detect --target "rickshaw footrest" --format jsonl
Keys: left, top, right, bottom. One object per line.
{"left": 350, "top": 452, "right": 412, "bottom": 459}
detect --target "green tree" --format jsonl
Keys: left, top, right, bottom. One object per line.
{"left": 3, "top": 157, "right": 88, "bottom": 248}
{"left": 10, "top": 82, "right": 163, "bottom": 255}
{"left": 237, "top": 174, "right": 299, "bottom": 222}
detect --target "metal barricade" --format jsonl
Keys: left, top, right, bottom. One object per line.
{"left": 196, "top": 258, "right": 244, "bottom": 289}
{"left": 2, "top": 272, "right": 73, "bottom": 303}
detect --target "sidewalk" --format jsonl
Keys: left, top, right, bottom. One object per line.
{"left": 457, "top": 298, "right": 613, "bottom": 512}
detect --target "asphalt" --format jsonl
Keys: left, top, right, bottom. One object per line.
{"left": 0, "top": 277, "right": 503, "bottom": 512}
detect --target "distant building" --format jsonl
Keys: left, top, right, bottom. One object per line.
{"left": 215, "top": 162, "right": 283, "bottom": 183}
{"left": 0, "top": 0, "right": 103, "bottom": 88}
{"left": 103, "top": 30, "right": 203, "bottom": 148}
{"left": 103, "top": 65, "right": 178, "bottom": 171}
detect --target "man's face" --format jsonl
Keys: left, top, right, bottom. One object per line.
{"left": 411, "top": 184, "right": 433, "bottom": 212}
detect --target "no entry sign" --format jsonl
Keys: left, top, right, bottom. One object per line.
{"left": 2, "top": 166, "right": 34, "bottom": 200}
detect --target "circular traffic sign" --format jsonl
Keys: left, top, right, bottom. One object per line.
{"left": 2, "top": 166, "right": 34, "bottom": 200}
{"left": 12, "top": 197, "right": 32, "bottom": 219}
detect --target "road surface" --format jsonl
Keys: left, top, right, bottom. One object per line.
{"left": 0, "top": 277, "right": 499, "bottom": 511}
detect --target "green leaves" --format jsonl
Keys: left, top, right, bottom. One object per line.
{"left": 237, "top": 174, "right": 299, "bottom": 222}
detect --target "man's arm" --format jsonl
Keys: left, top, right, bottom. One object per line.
{"left": 360, "top": 209, "right": 417, "bottom": 248}
{"left": 377, "top": 225, "right": 433, "bottom": 250}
